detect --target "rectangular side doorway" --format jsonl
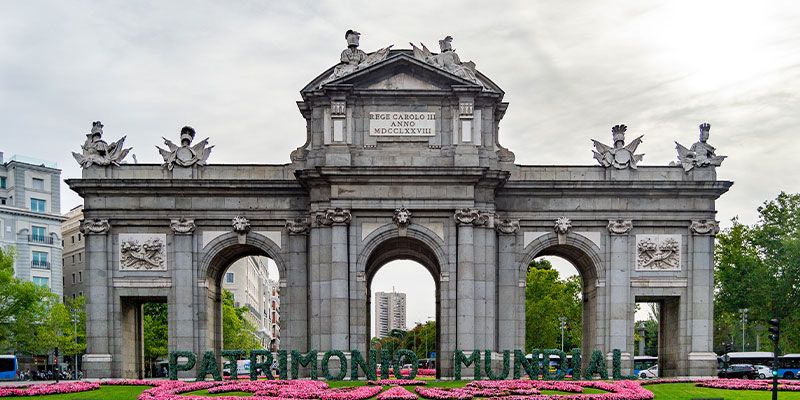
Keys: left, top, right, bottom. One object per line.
{"left": 120, "top": 296, "right": 168, "bottom": 379}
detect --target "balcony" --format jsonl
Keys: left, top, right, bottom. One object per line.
{"left": 28, "top": 235, "right": 54, "bottom": 244}
{"left": 31, "top": 260, "right": 51, "bottom": 270}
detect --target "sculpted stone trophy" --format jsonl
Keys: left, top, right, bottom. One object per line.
{"left": 157, "top": 126, "right": 214, "bottom": 170}
{"left": 72, "top": 121, "right": 132, "bottom": 168}
{"left": 673, "top": 123, "right": 727, "bottom": 172}
{"left": 321, "top": 30, "right": 392, "bottom": 85}
{"left": 591, "top": 124, "right": 644, "bottom": 169}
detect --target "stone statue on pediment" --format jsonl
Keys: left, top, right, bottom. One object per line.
{"left": 321, "top": 30, "right": 392, "bottom": 86}
{"left": 72, "top": 121, "right": 132, "bottom": 168}
{"left": 157, "top": 126, "right": 213, "bottom": 170}
{"left": 410, "top": 35, "right": 479, "bottom": 84}
{"left": 672, "top": 123, "right": 726, "bottom": 172}
{"left": 591, "top": 124, "right": 644, "bottom": 169}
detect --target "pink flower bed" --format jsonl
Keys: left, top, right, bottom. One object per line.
{"left": 696, "top": 378, "right": 800, "bottom": 391}
{"left": 369, "top": 379, "right": 427, "bottom": 386}
{"left": 418, "top": 369, "right": 437, "bottom": 376}
{"left": 378, "top": 386, "right": 418, "bottom": 399}
{"left": 0, "top": 381, "right": 100, "bottom": 397}
{"left": 320, "top": 385, "right": 382, "bottom": 400}
{"left": 416, "top": 380, "right": 655, "bottom": 400}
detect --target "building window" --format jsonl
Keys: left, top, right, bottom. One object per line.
{"left": 32, "top": 178, "right": 44, "bottom": 191}
{"left": 71, "top": 235, "right": 75, "bottom": 244}
{"left": 78, "top": 233, "right": 81, "bottom": 241}
{"left": 79, "top": 291, "right": 83, "bottom": 297}
{"left": 78, "top": 252, "right": 82, "bottom": 261}
{"left": 225, "top": 272, "right": 235, "bottom": 284}
{"left": 72, "top": 273, "right": 76, "bottom": 284}
{"left": 32, "top": 251, "right": 49, "bottom": 269}
{"left": 78, "top": 271, "right": 82, "bottom": 282}
{"left": 71, "top": 254, "right": 75, "bottom": 264}
{"left": 1, "top": 197, "right": 6, "bottom": 205}
{"left": 32, "top": 276, "right": 49, "bottom": 287}
{"left": 31, "top": 226, "right": 46, "bottom": 242}
{"left": 0, "top": 176, "right": 6, "bottom": 189}
{"left": 30, "top": 198, "right": 46, "bottom": 213}
{"left": 72, "top": 293, "right": 76, "bottom": 300}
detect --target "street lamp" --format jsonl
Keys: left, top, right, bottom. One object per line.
{"left": 558, "top": 316, "right": 568, "bottom": 352}
{"left": 739, "top": 308, "right": 749, "bottom": 352}
{"left": 636, "top": 322, "right": 647, "bottom": 356}
{"left": 71, "top": 309, "right": 79, "bottom": 380}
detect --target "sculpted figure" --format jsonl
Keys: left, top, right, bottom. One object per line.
{"left": 591, "top": 124, "right": 644, "bottom": 169}
{"left": 72, "top": 121, "right": 132, "bottom": 168}
{"left": 673, "top": 123, "right": 727, "bottom": 172}
{"left": 410, "top": 36, "right": 480, "bottom": 84}
{"left": 157, "top": 126, "right": 214, "bottom": 170}
{"left": 321, "top": 30, "right": 392, "bottom": 85}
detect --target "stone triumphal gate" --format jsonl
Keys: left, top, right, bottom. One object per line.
{"left": 68, "top": 32, "right": 731, "bottom": 379}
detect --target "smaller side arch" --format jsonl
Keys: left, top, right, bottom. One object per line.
{"left": 519, "top": 232, "right": 605, "bottom": 282}
{"left": 199, "top": 231, "right": 288, "bottom": 283}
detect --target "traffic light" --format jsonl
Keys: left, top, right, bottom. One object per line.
{"left": 724, "top": 342, "right": 733, "bottom": 353}
{"left": 769, "top": 318, "right": 780, "bottom": 343}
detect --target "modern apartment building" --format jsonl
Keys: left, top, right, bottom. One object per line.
{"left": 374, "top": 290, "right": 407, "bottom": 338}
{"left": 61, "top": 205, "right": 85, "bottom": 301}
{"left": 0, "top": 152, "right": 65, "bottom": 297}
{"left": 222, "top": 256, "right": 281, "bottom": 350}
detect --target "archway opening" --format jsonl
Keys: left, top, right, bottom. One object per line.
{"left": 365, "top": 236, "right": 441, "bottom": 376}
{"left": 525, "top": 256, "right": 583, "bottom": 354}
{"left": 633, "top": 301, "right": 660, "bottom": 378}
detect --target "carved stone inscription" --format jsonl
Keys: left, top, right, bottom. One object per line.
{"left": 636, "top": 234, "right": 681, "bottom": 271}
{"left": 119, "top": 233, "right": 166, "bottom": 271}
{"left": 369, "top": 112, "right": 436, "bottom": 136}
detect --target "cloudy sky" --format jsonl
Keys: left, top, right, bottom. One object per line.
{"left": 2, "top": 1, "right": 798, "bottom": 330}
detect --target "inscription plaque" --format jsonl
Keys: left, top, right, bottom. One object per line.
{"left": 369, "top": 111, "right": 436, "bottom": 136}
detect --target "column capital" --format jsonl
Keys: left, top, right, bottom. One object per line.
{"left": 454, "top": 208, "right": 489, "bottom": 226}
{"left": 495, "top": 218, "right": 520, "bottom": 234}
{"left": 689, "top": 220, "right": 720, "bottom": 235}
{"left": 285, "top": 217, "right": 311, "bottom": 235}
{"left": 79, "top": 219, "right": 110, "bottom": 235}
{"left": 607, "top": 219, "right": 633, "bottom": 235}
{"left": 170, "top": 217, "right": 196, "bottom": 235}
{"left": 316, "top": 208, "right": 352, "bottom": 226}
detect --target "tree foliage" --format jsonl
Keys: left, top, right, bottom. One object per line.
{"left": 222, "top": 290, "right": 261, "bottom": 350}
{"left": 715, "top": 192, "right": 800, "bottom": 352}
{"left": 525, "top": 259, "right": 582, "bottom": 352}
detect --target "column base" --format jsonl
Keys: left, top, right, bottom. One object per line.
{"left": 82, "top": 353, "right": 113, "bottom": 378}
{"left": 687, "top": 352, "right": 718, "bottom": 377}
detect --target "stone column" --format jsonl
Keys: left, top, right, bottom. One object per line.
{"left": 80, "top": 219, "right": 113, "bottom": 378}
{"left": 496, "top": 219, "right": 520, "bottom": 351}
{"left": 168, "top": 218, "right": 198, "bottom": 377}
{"left": 687, "top": 220, "right": 720, "bottom": 376}
{"left": 318, "top": 208, "right": 351, "bottom": 350}
{"left": 285, "top": 218, "right": 311, "bottom": 352}
{"left": 454, "top": 209, "right": 487, "bottom": 351}
{"left": 607, "top": 219, "right": 633, "bottom": 374}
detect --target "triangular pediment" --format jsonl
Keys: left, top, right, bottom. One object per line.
{"left": 302, "top": 51, "right": 503, "bottom": 94}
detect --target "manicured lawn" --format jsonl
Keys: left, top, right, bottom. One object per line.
{"left": 6, "top": 381, "right": 800, "bottom": 399}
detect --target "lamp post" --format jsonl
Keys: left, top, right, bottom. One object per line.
{"left": 637, "top": 322, "right": 647, "bottom": 356}
{"left": 739, "top": 308, "right": 749, "bottom": 352}
{"left": 559, "top": 316, "right": 568, "bottom": 352}
{"left": 71, "top": 309, "right": 79, "bottom": 380}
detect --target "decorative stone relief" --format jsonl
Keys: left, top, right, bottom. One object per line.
{"left": 232, "top": 215, "right": 251, "bottom": 234}
{"left": 80, "top": 219, "right": 111, "bottom": 235}
{"left": 689, "top": 220, "right": 720, "bottom": 235}
{"left": 392, "top": 207, "right": 412, "bottom": 227}
{"left": 410, "top": 36, "right": 480, "bottom": 84}
{"left": 157, "top": 126, "right": 214, "bottom": 170}
{"left": 554, "top": 217, "right": 572, "bottom": 235}
{"left": 495, "top": 218, "right": 520, "bottom": 234}
{"left": 454, "top": 208, "right": 489, "bottom": 226}
{"left": 320, "top": 30, "right": 392, "bottom": 86}
{"left": 672, "top": 123, "right": 727, "bottom": 172}
{"left": 316, "top": 208, "right": 352, "bottom": 226}
{"left": 607, "top": 219, "right": 633, "bottom": 234}
{"left": 591, "top": 124, "right": 644, "bottom": 169}
{"left": 170, "top": 218, "right": 196, "bottom": 235}
{"left": 285, "top": 218, "right": 310, "bottom": 235}
{"left": 72, "top": 121, "right": 132, "bottom": 168}
{"left": 636, "top": 234, "right": 681, "bottom": 271}
{"left": 119, "top": 234, "right": 166, "bottom": 271}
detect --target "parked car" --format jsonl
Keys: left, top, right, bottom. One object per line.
{"left": 718, "top": 364, "right": 757, "bottom": 379}
{"left": 639, "top": 365, "right": 658, "bottom": 379}
{"left": 754, "top": 364, "right": 773, "bottom": 379}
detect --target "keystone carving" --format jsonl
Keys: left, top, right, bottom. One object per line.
{"left": 170, "top": 218, "right": 196, "bottom": 234}
{"left": 285, "top": 218, "right": 311, "bottom": 235}
{"left": 607, "top": 219, "right": 633, "bottom": 234}
{"left": 79, "top": 219, "right": 110, "bottom": 235}
{"left": 689, "top": 220, "right": 720, "bottom": 235}
{"left": 454, "top": 208, "right": 489, "bottom": 226}
{"left": 232, "top": 215, "right": 251, "bottom": 234}
{"left": 72, "top": 121, "right": 132, "bottom": 168}
{"left": 554, "top": 217, "right": 573, "bottom": 235}
{"left": 316, "top": 208, "right": 352, "bottom": 226}
{"left": 495, "top": 218, "right": 520, "bottom": 234}
{"left": 393, "top": 207, "right": 412, "bottom": 227}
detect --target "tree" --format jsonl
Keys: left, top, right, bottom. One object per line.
{"left": 525, "top": 259, "right": 582, "bottom": 352}
{"left": 222, "top": 290, "right": 261, "bottom": 350}
{"left": 715, "top": 192, "right": 800, "bottom": 352}
{"left": 143, "top": 302, "right": 168, "bottom": 376}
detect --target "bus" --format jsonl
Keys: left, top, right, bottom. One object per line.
{"left": 633, "top": 356, "right": 658, "bottom": 376}
{"left": 725, "top": 351, "right": 773, "bottom": 368}
{"left": 778, "top": 354, "right": 800, "bottom": 379}
{"left": 0, "top": 355, "right": 17, "bottom": 380}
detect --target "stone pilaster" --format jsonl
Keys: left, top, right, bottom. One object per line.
{"left": 80, "top": 219, "right": 113, "bottom": 378}
{"left": 687, "top": 219, "right": 719, "bottom": 376}
{"left": 454, "top": 209, "right": 487, "bottom": 350}
{"left": 285, "top": 218, "right": 310, "bottom": 352}
{"left": 169, "top": 218, "right": 197, "bottom": 378}
{"left": 496, "top": 218, "right": 520, "bottom": 351}
{"left": 606, "top": 219, "right": 633, "bottom": 374}
{"left": 317, "top": 208, "right": 351, "bottom": 350}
